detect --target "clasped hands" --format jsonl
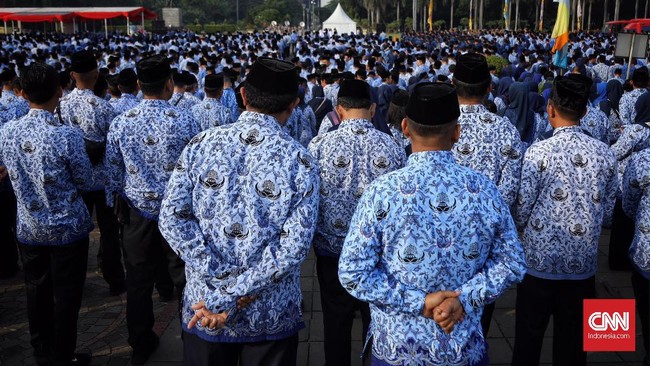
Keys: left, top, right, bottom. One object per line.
{"left": 187, "top": 295, "right": 258, "bottom": 330}
{"left": 422, "top": 290, "right": 465, "bottom": 334}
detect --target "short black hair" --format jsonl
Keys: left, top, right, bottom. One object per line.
{"left": 453, "top": 77, "right": 491, "bottom": 99}
{"left": 337, "top": 96, "right": 372, "bottom": 109}
{"left": 550, "top": 87, "right": 586, "bottom": 121}
{"left": 140, "top": 78, "right": 169, "bottom": 97}
{"left": 244, "top": 82, "right": 297, "bottom": 114}
{"left": 22, "top": 63, "right": 60, "bottom": 104}
{"left": 406, "top": 117, "right": 457, "bottom": 138}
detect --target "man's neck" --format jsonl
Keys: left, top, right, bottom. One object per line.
{"left": 458, "top": 96, "right": 484, "bottom": 106}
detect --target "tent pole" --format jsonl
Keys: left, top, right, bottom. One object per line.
{"left": 60, "top": 21, "right": 64, "bottom": 33}
{"left": 141, "top": 12, "right": 145, "bottom": 30}
{"left": 126, "top": 16, "right": 130, "bottom": 35}
{"left": 72, "top": 17, "right": 76, "bottom": 33}
{"left": 18, "top": 21, "right": 22, "bottom": 33}
{"left": 105, "top": 18, "right": 108, "bottom": 38}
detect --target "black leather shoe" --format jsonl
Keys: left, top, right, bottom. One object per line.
{"left": 131, "top": 335, "right": 159, "bottom": 365}
{"left": 70, "top": 352, "right": 91, "bottom": 366}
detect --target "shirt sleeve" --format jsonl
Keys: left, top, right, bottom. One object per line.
{"left": 622, "top": 154, "right": 642, "bottom": 219}
{"left": 603, "top": 153, "right": 619, "bottom": 227}
{"left": 498, "top": 131, "right": 524, "bottom": 208}
{"left": 158, "top": 142, "right": 211, "bottom": 294}
{"left": 66, "top": 127, "right": 96, "bottom": 191}
{"left": 513, "top": 147, "right": 543, "bottom": 231}
{"left": 457, "top": 188, "right": 527, "bottom": 316}
{"left": 338, "top": 187, "right": 427, "bottom": 316}
{"left": 204, "top": 158, "right": 320, "bottom": 313}
{"left": 104, "top": 121, "right": 125, "bottom": 206}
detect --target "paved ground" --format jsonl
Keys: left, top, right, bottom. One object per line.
{"left": 0, "top": 228, "right": 647, "bottom": 365}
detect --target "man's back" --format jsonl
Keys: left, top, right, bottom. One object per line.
{"left": 339, "top": 150, "right": 526, "bottom": 364}
{"left": 514, "top": 126, "right": 617, "bottom": 280}
{"left": 0, "top": 109, "right": 94, "bottom": 245}
{"left": 308, "top": 118, "right": 405, "bottom": 257}
{"left": 105, "top": 99, "right": 199, "bottom": 219}
{"left": 159, "top": 111, "right": 319, "bottom": 342}
{"left": 454, "top": 104, "right": 523, "bottom": 206}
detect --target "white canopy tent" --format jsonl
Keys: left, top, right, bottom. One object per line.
{"left": 322, "top": 3, "right": 356, "bottom": 34}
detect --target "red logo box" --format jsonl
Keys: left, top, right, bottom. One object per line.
{"left": 583, "top": 299, "right": 635, "bottom": 352}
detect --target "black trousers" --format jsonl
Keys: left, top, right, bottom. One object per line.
{"left": 0, "top": 189, "right": 19, "bottom": 277}
{"left": 82, "top": 190, "right": 124, "bottom": 289}
{"left": 316, "top": 254, "right": 371, "bottom": 366}
{"left": 632, "top": 271, "right": 650, "bottom": 364}
{"left": 20, "top": 238, "right": 89, "bottom": 366}
{"left": 511, "top": 274, "right": 595, "bottom": 366}
{"left": 609, "top": 199, "right": 634, "bottom": 271}
{"left": 121, "top": 204, "right": 185, "bottom": 351}
{"left": 183, "top": 332, "right": 299, "bottom": 366}
{"left": 481, "top": 302, "right": 495, "bottom": 337}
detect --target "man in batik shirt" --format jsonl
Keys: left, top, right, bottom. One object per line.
{"left": 308, "top": 79, "right": 405, "bottom": 366}
{"left": 512, "top": 74, "right": 618, "bottom": 366}
{"left": 339, "top": 82, "right": 526, "bottom": 366}
{"left": 191, "top": 73, "right": 233, "bottom": 131}
{"left": 159, "top": 58, "right": 319, "bottom": 366}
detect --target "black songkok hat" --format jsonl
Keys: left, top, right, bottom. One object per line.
{"left": 117, "top": 68, "right": 137, "bottom": 87}
{"left": 406, "top": 82, "right": 460, "bottom": 125}
{"left": 184, "top": 72, "right": 197, "bottom": 86}
{"left": 337, "top": 79, "right": 371, "bottom": 101}
{"left": 172, "top": 71, "right": 186, "bottom": 85}
{"left": 0, "top": 68, "right": 16, "bottom": 82}
{"left": 106, "top": 74, "right": 119, "bottom": 88}
{"left": 70, "top": 50, "right": 97, "bottom": 73}
{"left": 632, "top": 66, "right": 649, "bottom": 86}
{"left": 136, "top": 55, "right": 171, "bottom": 84}
{"left": 553, "top": 74, "right": 592, "bottom": 105}
{"left": 246, "top": 57, "right": 298, "bottom": 94}
{"left": 454, "top": 53, "right": 490, "bottom": 84}
{"left": 391, "top": 90, "right": 409, "bottom": 107}
{"left": 204, "top": 73, "right": 224, "bottom": 90}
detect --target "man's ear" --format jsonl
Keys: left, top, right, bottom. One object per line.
{"left": 546, "top": 100, "right": 555, "bottom": 119}
{"left": 452, "top": 123, "right": 461, "bottom": 143}
{"left": 369, "top": 103, "right": 376, "bottom": 119}
{"left": 401, "top": 118, "right": 410, "bottom": 138}
{"left": 241, "top": 87, "right": 248, "bottom": 107}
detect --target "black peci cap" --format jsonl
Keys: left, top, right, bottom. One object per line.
{"left": 136, "top": 55, "right": 171, "bottom": 84}
{"left": 117, "top": 68, "right": 137, "bottom": 87}
{"left": 453, "top": 53, "right": 490, "bottom": 84}
{"left": 337, "top": 79, "right": 371, "bottom": 101}
{"left": 204, "top": 73, "right": 224, "bottom": 90}
{"left": 553, "top": 74, "right": 592, "bottom": 106}
{"left": 70, "top": 50, "right": 97, "bottom": 73}
{"left": 406, "top": 82, "right": 460, "bottom": 125}
{"left": 245, "top": 57, "right": 299, "bottom": 94}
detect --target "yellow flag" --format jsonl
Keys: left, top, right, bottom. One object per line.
{"left": 428, "top": 0, "right": 434, "bottom": 31}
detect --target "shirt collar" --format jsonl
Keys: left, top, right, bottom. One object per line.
{"left": 552, "top": 125, "right": 584, "bottom": 136}
{"left": 240, "top": 111, "right": 282, "bottom": 132}
{"left": 72, "top": 88, "right": 94, "bottom": 96}
{"left": 339, "top": 118, "right": 373, "bottom": 129}
{"left": 407, "top": 150, "right": 455, "bottom": 167}
{"left": 140, "top": 99, "right": 172, "bottom": 108}
{"left": 459, "top": 104, "right": 488, "bottom": 114}
{"left": 122, "top": 93, "right": 136, "bottom": 100}
{"left": 28, "top": 108, "right": 58, "bottom": 125}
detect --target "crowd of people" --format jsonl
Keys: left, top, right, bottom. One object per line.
{"left": 0, "top": 27, "right": 648, "bottom": 366}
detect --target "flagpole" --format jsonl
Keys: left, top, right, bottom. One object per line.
{"left": 469, "top": 0, "right": 474, "bottom": 30}
{"left": 539, "top": 0, "right": 544, "bottom": 32}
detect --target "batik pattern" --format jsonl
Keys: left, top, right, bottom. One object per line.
{"left": 191, "top": 97, "right": 233, "bottom": 131}
{"left": 514, "top": 126, "right": 618, "bottom": 280}
{"left": 339, "top": 151, "right": 526, "bottom": 365}
{"left": 159, "top": 111, "right": 319, "bottom": 342}
{"left": 623, "top": 148, "right": 650, "bottom": 279}
{"left": 454, "top": 104, "right": 523, "bottom": 207}
{"left": 0, "top": 109, "right": 95, "bottom": 245}
{"left": 105, "top": 99, "right": 200, "bottom": 219}
{"left": 308, "top": 118, "right": 405, "bottom": 257}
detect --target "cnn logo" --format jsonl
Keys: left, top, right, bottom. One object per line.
{"left": 583, "top": 299, "right": 635, "bottom": 351}
{"left": 587, "top": 311, "right": 629, "bottom": 331}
